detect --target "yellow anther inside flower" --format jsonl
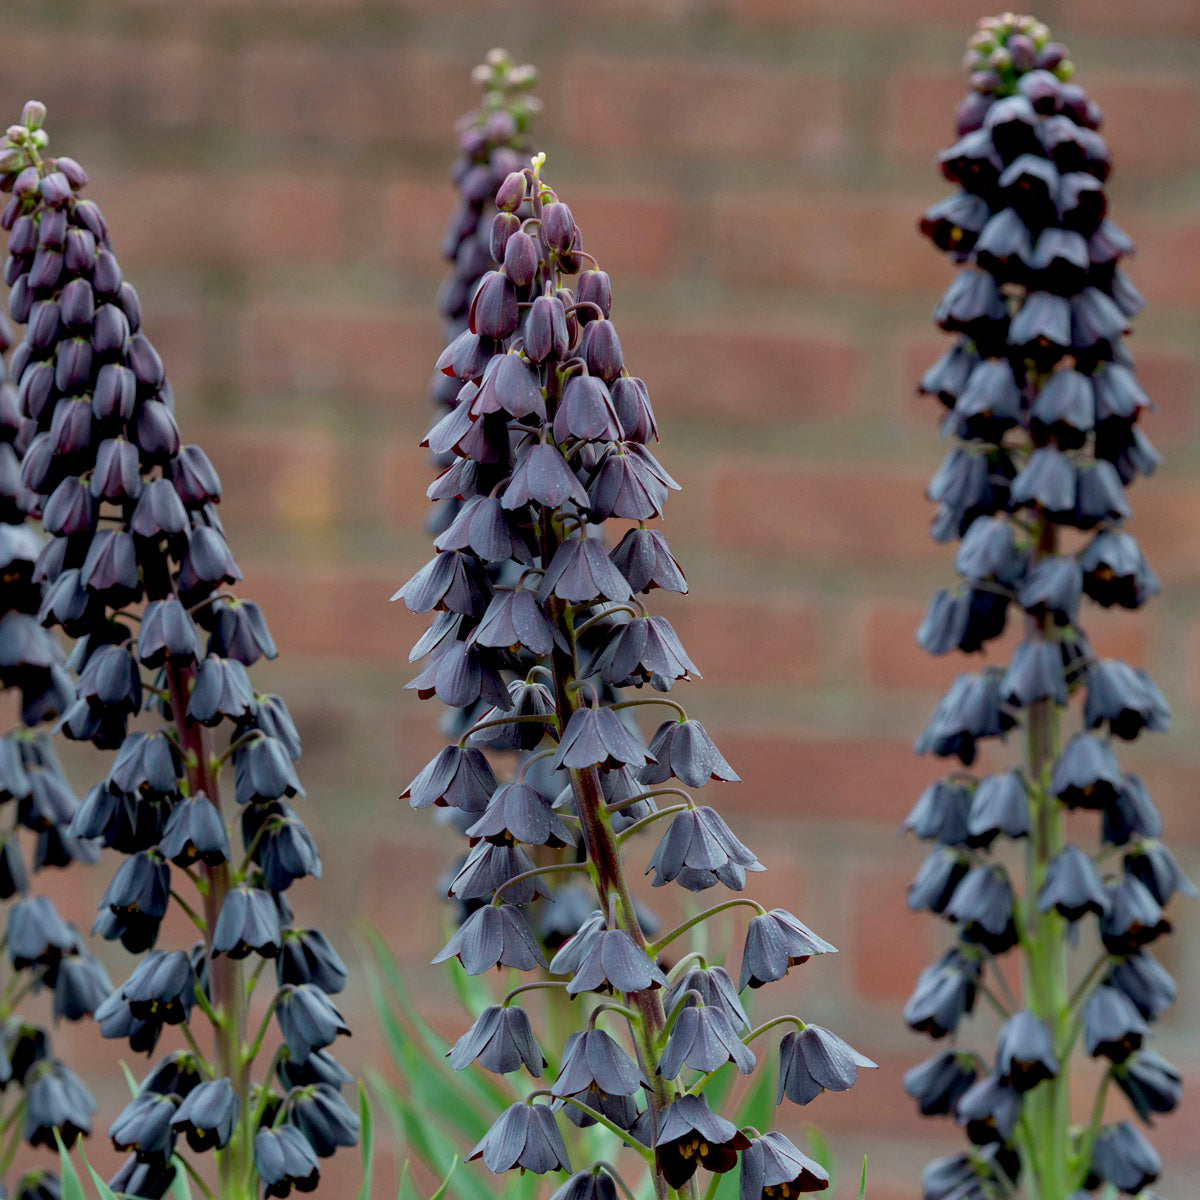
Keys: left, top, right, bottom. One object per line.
{"left": 949, "top": 227, "right": 963, "bottom": 244}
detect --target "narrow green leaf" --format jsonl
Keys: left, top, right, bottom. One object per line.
{"left": 54, "top": 1133, "right": 87, "bottom": 1200}
{"left": 732, "top": 1057, "right": 776, "bottom": 1135}
{"left": 396, "top": 1160, "right": 418, "bottom": 1200}
{"left": 169, "top": 1155, "right": 196, "bottom": 1200}
{"left": 427, "top": 1155, "right": 459, "bottom": 1200}
{"left": 358, "top": 1082, "right": 376, "bottom": 1200}
{"left": 118, "top": 1060, "right": 141, "bottom": 1098}
{"left": 857, "top": 1155, "right": 868, "bottom": 1200}
{"left": 805, "top": 1124, "right": 834, "bottom": 1173}
{"left": 78, "top": 1143, "right": 124, "bottom": 1200}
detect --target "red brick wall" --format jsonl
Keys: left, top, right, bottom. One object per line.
{"left": 6, "top": 0, "right": 1200, "bottom": 1195}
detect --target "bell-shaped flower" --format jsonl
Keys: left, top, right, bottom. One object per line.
{"left": 646, "top": 806, "right": 762, "bottom": 892}
{"left": 433, "top": 903, "right": 547, "bottom": 976}
{"left": 777, "top": 1025, "right": 876, "bottom": 1106}
{"left": 640, "top": 719, "right": 737, "bottom": 788}
{"left": 995, "top": 1011, "right": 1059, "bottom": 1092}
{"left": 449, "top": 1005, "right": 544, "bottom": 1077}
{"left": 738, "top": 1131, "right": 829, "bottom": 1198}
{"left": 1083, "top": 985, "right": 1147, "bottom": 1063}
{"left": 565, "top": 926, "right": 668, "bottom": 996}
{"left": 468, "top": 1102, "right": 571, "bottom": 1175}
{"left": 653, "top": 1094, "right": 749, "bottom": 1189}
{"left": 738, "top": 909, "right": 836, "bottom": 990}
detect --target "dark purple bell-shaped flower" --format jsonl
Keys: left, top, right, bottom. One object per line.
{"left": 954, "top": 1073, "right": 1021, "bottom": 1145}
{"left": 449, "top": 1005, "right": 544, "bottom": 1077}
{"left": 255, "top": 1125, "right": 320, "bottom": 1198}
{"left": 739, "top": 1131, "right": 829, "bottom": 1198}
{"left": 904, "top": 947, "right": 980, "bottom": 1039}
{"left": 1083, "top": 985, "right": 1146, "bottom": 1063}
{"left": 653, "top": 1094, "right": 750, "bottom": 1189}
{"left": 468, "top": 1102, "right": 571, "bottom": 1175}
{"left": 739, "top": 909, "right": 836, "bottom": 990}
{"left": 1088, "top": 1121, "right": 1160, "bottom": 1194}
{"left": 1111, "top": 1049, "right": 1182, "bottom": 1123}
{"left": 659, "top": 1004, "right": 755, "bottom": 1080}
{"left": 553, "top": 705, "right": 651, "bottom": 771}
{"left": 777, "top": 1025, "right": 876, "bottom": 1106}
{"left": 432, "top": 903, "right": 547, "bottom": 975}
{"left": 995, "top": 1011, "right": 1058, "bottom": 1091}
{"left": 551, "top": 1028, "right": 641, "bottom": 1100}
{"left": 274, "top": 984, "right": 350, "bottom": 1065}
{"left": 565, "top": 927, "right": 668, "bottom": 996}
{"left": 640, "top": 719, "right": 738, "bottom": 788}
{"left": 646, "top": 806, "right": 762, "bottom": 892}
{"left": 903, "top": 1050, "right": 978, "bottom": 1117}
{"left": 1037, "top": 843, "right": 1110, "bottom": 921}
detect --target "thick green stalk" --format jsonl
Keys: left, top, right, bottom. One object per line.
{"left": 1020, "top": 516, "right": 1071, "bottom": 1199}
{"left": 165, "top": 663, "right": 253, "bottom": 1200}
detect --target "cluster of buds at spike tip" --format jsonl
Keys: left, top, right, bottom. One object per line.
{"left": 0, "top": 106, "right": 357, "bottom": 1198}
{"left": 397, "top": 150, "right": 875, "bottom": 1200}
{"left": 907, "top": 17, "right": 1190, "bottom": 1199}
{"left": 0, "top": 98, "right": 111, "bottom": 1200}
{"left": 428, "top": 48, "right": 541, "bottom": 542}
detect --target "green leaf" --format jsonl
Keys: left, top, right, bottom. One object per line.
{"left": 427, "top": 1155, "right": 459, "bottom": 1200}
{"left": 731, "top": 1057, "right": 776, "bottom": 1135}
{"left": 805, "top": 1125, "right": 834, "bottom": 1173}
{"left": 396, "top": 1160, "right": 418, "bottom": 1200}
{"left": 54, "top": 1133, "right": 87, "bottom": 1200}
{"left": 857, "top": 1155, "right": 868, "bottom": 1200}
{"left": 358, "top": 1082, "right": 375, "bottom": 1200}
{"left": 78, "top": 1143, "right": 124, "bottom": 1200}
{"left": 118, "top": 1060, "right": 141, "bottom": 1098}
{"left": 169, "top": 1156, "right": 195, "bottom": 1200}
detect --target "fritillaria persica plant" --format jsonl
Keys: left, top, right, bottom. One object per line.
{"left": 907, "top": 15, "right": 1191, "bottom": 1199}
{"left": 397, "top": 133, "right": 877, "bottom": 1198}
{"left": 0, "top": 104, "right": 357, "bottom": 1198}
{"left": 0, "top": 240, "right": 110, "bottom": 1199}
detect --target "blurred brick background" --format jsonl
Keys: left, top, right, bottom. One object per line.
{"left": 5, "top": 0, "right": 1200, "bottom": 1195}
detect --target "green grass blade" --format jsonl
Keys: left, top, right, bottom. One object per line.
{"left": 427, "top": 1155, "right": 459, "bottom": 1200}
{"left": 78, "top": 1144, "right": 123, "bottom": 1200}
{"left": 358, "top": 1082, "right": 375, "bottom": 1200}
{"left": 858, "top": 1155, "right": 868, "bottom": 1200}
{"left": 54, "top": 1133, "right": 87, "bottom": 1200}
{"left": 169, "top": 1155, "right": 195, "bottom": 1200}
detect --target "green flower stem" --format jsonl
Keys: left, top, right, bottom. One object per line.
{"left": 597, "top": 1162, "right": 641, "bottom": 1200}
{"left": 648, "top": 898, "right": 766, "bottom": 957}
{"left": 611, "top": 696, "right": 688, "bottom": 723}
{"left": 607, "top": 787, "right": 695, "bottom": 817}
{"left": 1020, "top": 514, "right": 1073, "bottom": 1200}
{"left": 501, "top": 979, "right": 570, "bottom": 1006}
{"left": 572, "top": 604, "right": 643, "bottom": 638}
{"left": 742, "top": 1015, "right": 805, "bottom": 1046}
{"left": 615, "top": 803, "right": 693, "bottom": 844}
{"left": 170, "top": 889, "right": 207, "bottom": 933}
{"left": 458, "top": 712, "right": 560, "bottom": 744}
{"left": 490, "top": 860, "right": 595, "bottom": 906}
{"left": 541, "top": 1094, "right": 654, "bottom": 1165}
{"left": 166, "top": 661, "right": 252, "bottom": 1200}
{"left": 179, "top": 1152, "right": 218, "bottom": 1200}
{"left": 665, "top": 951, "right": 708, "bottom": 979}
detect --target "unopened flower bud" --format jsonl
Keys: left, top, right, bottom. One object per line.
{"left": 21, "top": 101, "right": 46, "bottom": 131}
{"left": 494, "top": 170, "right": 527, "bottom": 213}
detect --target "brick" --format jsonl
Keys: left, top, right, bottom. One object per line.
{"left": 561, "top": 55, "right": 847, "bottom": 162}
{"left": 189, "top": 423, "right": 341, "bottom": 533}
{"left": 0, "top": 32, "right": 203, "bottom": 130}
{"left": 709, "top": 460, "right": 939, "bottom": 564}
{"left": 237, "top": 561, "right": 422, "bottom": 665}
{"left": 382, "top": 178, "right": 459, "bottom": 277}
{"left": 621, "top": 322, "right": 857, "bottom": 424}
{"left": 713, "top": 192, "right": 953, "bottom": 294}
{"left": 849, "top": 867, "right": 935, "bottom": 1003}
{"left": 238, "top": 301, "right": 439, "bottom": 409}
{"left": 653, "top": 592, "right": 819, "bottom": 684}
{"left": 1059, "top": 0, "right": 1200, "bottom": 35}
{"left": 1122, "top": 213, "right": 1200, "bottom": 308}
{"left": 710, "top": 730, "right": 934, "bottom": 823}
{"left": 94, "top": 170, "right": 349, "bottom": 269}
{"left": 240, "top": 44, "right": 465, "bottom": 143}
{"left": 1088, "top": 74, "right": 1200, "bottom": 171}
{"left": 726, "top": 0, "right": 981, "bottom": 25}
{"left": 882, "top": 67, "right": 965, "bottom": 164}
{"left": 237, "top": 174, "right": 349, "bottom": 264}
{"left": 562, "top": 187, "right": 678, "bottom": 278}
{"left": 864, "top": 598, "right": 1153, "bottom": 692}
{"left": 87, "top": 170, "right": 220, "bottom": 270}
{"left": 1128, "top": 480, "right": 1200, "bottom": 582}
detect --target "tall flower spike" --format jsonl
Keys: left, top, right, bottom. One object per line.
{"left": 0, "top": 100, "right": 108, "bottom": 1197}
{"left": 908, "top": 16, "right": 1187, "bottom": 1197}
{"left": 1, "top": 108, "right": 356, "bottom": 1198}
{"left": 402, "top": 149, "right": 870, "bottom": 1199}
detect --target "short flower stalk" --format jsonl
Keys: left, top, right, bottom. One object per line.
{"left": 399, "top": 138, "right": 874, "bottom": 1199}
{"left": 907, "top": 16, "right": 1190, "bottom": 1198}
{"left": 1, "top": 105, "right": 357, "bottom": 1198}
